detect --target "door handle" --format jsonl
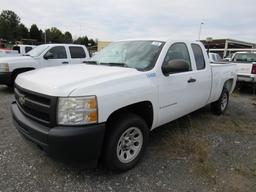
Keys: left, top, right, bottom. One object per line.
{"left": 62, "top": 61, "right": 69, "bottom": 64}
{"left": 187, "top": 78, "right": 196, "bottom": 83}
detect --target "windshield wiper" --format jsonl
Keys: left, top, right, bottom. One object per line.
{"left": 100, "top": 62, "right": 129, "bottom": 68}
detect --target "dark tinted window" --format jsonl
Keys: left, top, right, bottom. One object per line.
{"left": 25, "top": 47, "right": 33, "bottom": 53}
{"left": 192, "top": 44, "right": 205, "bottom": 70}
{"left": 69, "top": 46, "right": 86, "bottom": 58}
{"left": 46, "top": 46, "right": 67, "bottom": 59}
{"left": 163, "top": 43, "right": 192, "bottom": 72}
{"left": 13, "top": 46, "right": 20, "bottom": 53}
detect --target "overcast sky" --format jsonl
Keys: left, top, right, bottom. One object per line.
{"left": 0, "top": 0, "right": 255, "bottom": 42}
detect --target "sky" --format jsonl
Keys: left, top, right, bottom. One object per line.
{"left": 0, "top": 0, "right": 255, "bottom": 42}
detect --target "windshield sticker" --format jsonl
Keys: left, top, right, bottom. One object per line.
{"left": 147, "top": 73, "right": 156, "bottom": 78}
{"left": 152, "top": 41, "right": 162, "bottom": 46}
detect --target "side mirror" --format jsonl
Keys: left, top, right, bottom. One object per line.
{"left": 162, "top": 59, "right": 190, "bottom": 75}
{"left": 44, "top": 52, "right": 54, "bottom": 60}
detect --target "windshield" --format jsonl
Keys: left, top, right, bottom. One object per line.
{"left": 90, "top": 40, "right": 165, "bottom": 71}
{"left": 233, "top": 53, "right": 256, "bottom": 63}
{"left": 26, "top": 44, "right": 49, "bottom": 57}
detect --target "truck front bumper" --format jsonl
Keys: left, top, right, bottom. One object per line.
{"left": 11, "top": 102, "right": 106, "bottom": 167}
{"left": 0, "top": 72, "right": 11, "bottom": 85}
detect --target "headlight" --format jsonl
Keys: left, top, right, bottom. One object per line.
{"left": 57, "top": 96, "right": 98, "bottom": 125}
{"left": 0, "top": 63, "right": 9, "bottom": 72}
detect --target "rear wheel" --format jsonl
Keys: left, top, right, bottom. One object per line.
{"left": 103, "top": 113, "right": 149, "bottom": 172}
{"left": 211, "top": 88, "right": 229, "bottom": 115}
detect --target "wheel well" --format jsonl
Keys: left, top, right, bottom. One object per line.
{"left": 223, "top": 79, "right": 234, "bottom": 93}
{"left": 106, "top": 101, "right": 154, "bottom": 130}
{"left": 12, "top": 68, "right": 35, "bottom": 79}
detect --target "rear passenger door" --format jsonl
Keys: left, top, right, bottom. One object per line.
{"left": 42, "top": 46, "right": 69, "bottom": 67}
{"left": 68, "top": 46, "right": 87, "bottom": 64}
{"left": 189, "top": 43, "right": 212, "bottom": 108}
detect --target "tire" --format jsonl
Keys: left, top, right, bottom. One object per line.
{"left": 9, "top": 72, "right": 19, "bottom": 88}
{"left": 211, "top": 88, "right": 229, "bottom": 115}
{"left": 103, "top": 113, "right": 149, "bottom": 172}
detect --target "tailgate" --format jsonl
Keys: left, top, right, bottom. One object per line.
{"left": 236, "top": 63, "right": 252, "bottom": 75}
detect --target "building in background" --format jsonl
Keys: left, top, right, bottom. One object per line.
{"left": 201, "top": 38, "right": 256, "bottom": 58}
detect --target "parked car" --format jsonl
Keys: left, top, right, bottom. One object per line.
{"left": 12, "top": 44, "right": 36, "bottom": 55}
{"left": 231, "top": 52, "right": 256, "bottom": 84}
{"left": 0, "top": 49, "right": 19, "bottom": 57}
{"left": 0, "top": 44, "right": 89, "bottom": 86}
{"left": 11, "top": 39, "right": 237, "bottom": 171}
{"left": 209, "top": 52, "right": 223, "bottom": 63}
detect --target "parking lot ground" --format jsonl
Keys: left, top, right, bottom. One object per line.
{"left": 0, "top": 85, "right": 256, "bottom": 192}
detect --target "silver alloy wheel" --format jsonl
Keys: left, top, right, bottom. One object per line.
{"left": 221, "top": 92, "right": 228, "bottom": 111}
{"left": 117, "top": 127, "right": 143, "bottom": 164}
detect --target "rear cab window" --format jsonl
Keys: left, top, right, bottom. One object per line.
{"left": 191, "top": 44, "right": 205, "bottom": 70}
{"left": 69, "top": 46, "right": 86, "bottom": 58}
{"left": 13, "top": 46, "right": 20, "bottom": 53}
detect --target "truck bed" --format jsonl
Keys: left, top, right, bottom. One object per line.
{"left": 208, "top": 63, "right": 237, "bottom": 103}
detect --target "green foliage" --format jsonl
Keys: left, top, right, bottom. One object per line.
{"left": 17, "top": 24, "right": 29, "bottom": 39}
{"left": 0, "top": 10, "right": 96, "bottom": 46}
{"left": 63, "top": 31, "right": 73, "bottom": 43}
{"left": 74, "top": 36, "right": 96, "bottom": 47}
{"left": 30, "top": 24, "right": 41, "bottom": 41}
{"left": 0, "top": 10, "right": 20, "bottom": 41}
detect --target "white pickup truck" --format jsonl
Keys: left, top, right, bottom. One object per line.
{"left": 0, "top": 44, "right": 89, "bottom": 86}
{"left": 12, "top": 44, "right": 36, "bottom": 55}
{"left": 11, "top": 39, "right": 237, "bottom": 171}
{"left": 231, "top": 52, "right": 256, "bottom": 84}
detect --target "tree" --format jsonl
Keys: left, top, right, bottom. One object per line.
{"left": 0, "top": 10, "right": 20, "bottom": 41}
{"left": 74, "top": 36, "right": 89, "bottom": 46}
{"left": 17, "top": 23, "right": 29, "bottom": 40}
{"left": 45, "top": 27, "right": 64, "bottom": 43}
{"left": 63, "top": 31, "right": 73, "bottom": 43}
{"left": 30, "top": 24, "right": 41, "bottom": 41}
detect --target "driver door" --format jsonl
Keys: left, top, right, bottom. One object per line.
{"left": 41, "top": 46, "right": 69, "bottom": 67}
{"left": 158, "top": 43, "right": 197, "bottom": 126}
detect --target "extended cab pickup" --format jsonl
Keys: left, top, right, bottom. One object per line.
{"left": 231, "top": 52, "right": 256, "bottom": 84}
{"left": 11, "top": 39, "right": 237, "bottom": 171}
{"left": 0, "top": 44, "right": 89, "bottom": 86}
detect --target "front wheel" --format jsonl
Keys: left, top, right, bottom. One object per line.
{"left": 211, "top": 88, "right": 229, "bottom": 115}
{"left": 103, "top": 113, "right": 149, "bottom": 172}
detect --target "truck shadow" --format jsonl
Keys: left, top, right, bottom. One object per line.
{"left": 49, "top": 106, "right": 211, "bottom": 175}
{"left": 0, "top": 85, "right": 13, "bottom": 94}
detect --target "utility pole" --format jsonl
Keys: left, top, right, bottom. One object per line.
{"left": 44, "top": 30, "right": 47, "bottom": 44}
{"left": 198, "top": 22, "right": 204, "bottom": 40}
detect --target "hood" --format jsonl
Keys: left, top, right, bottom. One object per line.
{"left": 16, "top": 64, "right": 142, "bottom": 96}
{"left": 0, "top": 56, "right": 34, "bottom": 64}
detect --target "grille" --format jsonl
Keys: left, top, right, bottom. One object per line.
{"left": 14, "top": 85, "right": 57, "bottom": 127}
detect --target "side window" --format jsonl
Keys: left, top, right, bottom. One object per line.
{"left": 191, "top": 44, "right": 205, "bottom": 70}
{"left": 13, "top": 46, "right": 20, "bottom": 53}
{"left": 25, "top": 47, "right": 33, "bottom": 53}
{"left": 45, "top": 46, "right": 67, "bottom": 59}
{"left": 69, "top": 46, "right": 86, "bottom": 58}
{"left": 163, "top": 43, "right": 192, "bottom": 73}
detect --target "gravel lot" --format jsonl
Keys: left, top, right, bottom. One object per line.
{"left": 0, "top": 85, "right": 256, "bottom": 192}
